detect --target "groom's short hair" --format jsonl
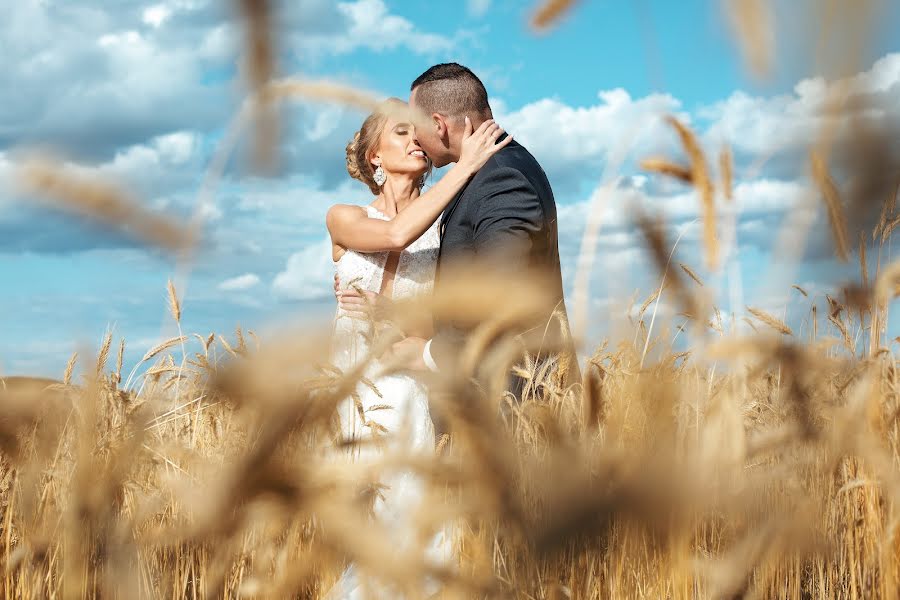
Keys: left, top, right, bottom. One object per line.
{"left": 411, "top": 63, "right": 491, "bottom": 119}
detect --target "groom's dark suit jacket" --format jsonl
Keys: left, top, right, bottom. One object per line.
{"left": 430, "top": 139, "right": 574, "bottom": 391}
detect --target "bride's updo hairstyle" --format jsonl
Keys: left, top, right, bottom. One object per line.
{"left": 346, "top": 97, "right": 407, "bottom": 195}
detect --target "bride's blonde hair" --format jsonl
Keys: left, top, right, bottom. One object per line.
{"left": 346, "top": 98, "right": 428, "bottom": 195}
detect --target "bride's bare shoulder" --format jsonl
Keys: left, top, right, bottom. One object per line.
{"left": 326, "top": 204, "right": 369, "bottom": 228}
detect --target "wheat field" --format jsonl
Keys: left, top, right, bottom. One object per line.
{"left": 3, "top": 1, "right": 900, "bottom": 598}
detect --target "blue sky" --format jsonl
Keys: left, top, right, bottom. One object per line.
{"left": 1, "top": 0, "right": 899, "bottom": 377}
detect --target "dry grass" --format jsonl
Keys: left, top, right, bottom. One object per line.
{"left": 237, "top": 0, "right": 278, "bottom": 172}
{"left": 6, "top": 263, "right": 900, "bottom": 598}
{"left": 811, "top": 149, "right": 851, "bottom": 262}
{"left": 725, "top": 0, "right": 775, "bottom": 79}
{"left": 640, "top": 157, "right": 693, "bottom": 184}
{"left": 530, "top": 0, "right": 580, "bottom": 30}
{"left": 667, "top": 116, "right": 719, "bottom": 271}
{"left": 4, "top": 261, "right": 900, "bottom": 600}
{"left": 642, "top": 117, "right": 720, "bottom": 271}
{"left": 746, "top": 306, "right": 793, "bottom": 336}
{"left": 16, "top": 158, "right": 196, "bottom": 254}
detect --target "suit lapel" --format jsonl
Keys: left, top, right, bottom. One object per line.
{"left": 440, "top": 187, "right": 466, "bottom": 243}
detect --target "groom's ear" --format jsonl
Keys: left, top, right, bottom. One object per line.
{"left": 433, "top": 113, "right": 449, "bottom": 139}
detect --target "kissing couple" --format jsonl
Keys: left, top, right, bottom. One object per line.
{"left": 324, "top": 63, "right": 573, "bottom": 598}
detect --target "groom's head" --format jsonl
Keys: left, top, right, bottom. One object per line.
{"left": 409, "top": 63, "right": 493, "bottom": 168}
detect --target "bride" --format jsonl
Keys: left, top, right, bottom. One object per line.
{"left": 325, "top": 97, "right": 510, "bottom": 598}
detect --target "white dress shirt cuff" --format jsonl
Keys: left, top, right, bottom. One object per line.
{"left": 422, "top": 338, "right": 439, "bottom": 372}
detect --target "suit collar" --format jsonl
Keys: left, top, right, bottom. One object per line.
{"left": 440, "top": 138, "right": 520, "bottom": 240}
{"left": 440, "top": 184, "right": 467, "bottom": 241}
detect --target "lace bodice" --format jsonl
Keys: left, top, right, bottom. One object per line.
{"left": 333, "top": 205, "right": 440, "bottom": 301}
{"left": 331, "top": 205, "right": 440, "bottom": 371}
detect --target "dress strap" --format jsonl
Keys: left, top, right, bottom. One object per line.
{"left": 365, "top": 205, "right": 390, "bottom": 221}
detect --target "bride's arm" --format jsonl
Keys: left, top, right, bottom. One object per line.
{"left": 326, "top": 119, "right": 512, "bottom": 253}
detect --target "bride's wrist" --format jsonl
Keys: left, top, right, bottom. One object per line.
{"left": 455, "top": 160, "right": 476, "bottom": 179}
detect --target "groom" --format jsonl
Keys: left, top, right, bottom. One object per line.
{"left": 389, "top": 63, "right": 572, "bottom": 389}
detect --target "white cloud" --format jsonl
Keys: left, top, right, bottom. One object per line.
{"left": 489, "top": 54, "right": 900, "bottom": 203}
{"left": 332, "top": 0, "right": 454, "bottom": 55}
{"left": 496, "top": 89, "right": 685, "bottom": 191}
{"left": 272, "top": 237, "right": 335, "bottom": 301}
{"left": 142, "top": 5, "right": 172, "bottom": 29}
{"left": 218, "top": 273, "right": 261, "bottom": 291}
{"left": 154, "top": 132, "right": 195, "bottom": 165}
{"left": 503, "top": 88, "right": 682, "bottom": 159}
{"left": 702, "top": 52, "right": 900, "bottom": 158}
{"left": 0, "top": 0, "right": 455, "bottom": 161}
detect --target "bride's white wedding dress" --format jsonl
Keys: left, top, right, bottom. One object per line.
{"left": 327, "top": 205, "right": 450, "bottom": 599}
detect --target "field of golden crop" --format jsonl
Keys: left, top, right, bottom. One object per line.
{"left": 3, "top": 1, "right": 900, "bottom": 598}
{"left": 4, "top": 257, "right": 900, "bottom": 599}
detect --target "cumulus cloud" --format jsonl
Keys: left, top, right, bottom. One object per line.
{"left": 700, "top": 53, "right": 900, "bottom": 174}
{"left": 497, "top": 89, "right": 685, "bottom": 194}
{"left": 272, "top": 237, "right": 335, "bottom": 301}
{"left": 0, "top": 0, "right": 457, "bottom": 162}
{"left": 329, "top": 0, "right": 454, "bottom": 55}
{"left": 493, "top": 54, "right": 900, "bottom": 205}
{"left": 218, "top": 273, "right": 261, "bottom": 291}
{"left": 0, "top": 3, "right": 233, "bottom": 159}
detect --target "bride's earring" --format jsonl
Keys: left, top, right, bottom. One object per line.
{"left": 373, "top": 161, "right": 386, "bottom": 187}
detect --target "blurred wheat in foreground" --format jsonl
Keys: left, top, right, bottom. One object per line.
{"left": 3, "top": 244, "right": 900, "bottom": 599}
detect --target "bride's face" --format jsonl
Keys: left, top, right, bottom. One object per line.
{"left": 371, "top": 115, "right": 430, "bottom": 178}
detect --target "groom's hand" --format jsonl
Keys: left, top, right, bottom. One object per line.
{"left": 387, "top": 337, "right": 427, "bottom": 371}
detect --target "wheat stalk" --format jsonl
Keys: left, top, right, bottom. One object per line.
{"left": 811, "top": 303, "right": 818, "bottom": 339}
{"left": 741, "top": 316, "right": 759, "bottom": 333}
{"left": 219, "top": 335, "right": 238, "bottom": 357}
{"left": 679, "top": 263, "right": 705, "bottom": 287}
{"left": 665, "top": 116, "right": 719, "bottom": 270}
{"left": 725, "top": 0, "right": 774, "bottom": 78}
{"left": 115, "top": 338, "right": 125, "bottom": 385}
{"left": 96, "top": 330, "right": 113, "bottom": 375}
{"left": 63, "top": 352, "right": 78, "bottom": 385}
{"left": 747, "top": 306, "right": 793, "bottom": 335}
{"left": 640, "top": 157, "right": 693, "bottom": 183}
{"left": 167, "top": 279, "right": 182, "bottom": 323}
{"left": 238, "top": 0, "right": 278, "bottom": 171}
{"left": 18, "top": 158, "right": 195, "bottom": 253}
{"left": 828, "top": 315, "right": 854, "bottom": 353}
{"left": 531, "top": 0, "right": 579, "bottom": 30}
{"left": 810, "top": 150, "right": 849, "bottom": 261}
{"left": 720, "top": 145, "right": 734, "bottom": 202}
{"left": 881, "top": 215, "right": 900, "bottom": 244}
{"left": 261, "top": 78, "right": 381, "bottom": 113}
{"left": 637, "top": 284, "right": 666, "bottom": 320}
{"left": 859, "top": 231, "right": 869, "bottom": 291}
{"left": 141, "top": 336, "right": 188, "bottom": 362}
